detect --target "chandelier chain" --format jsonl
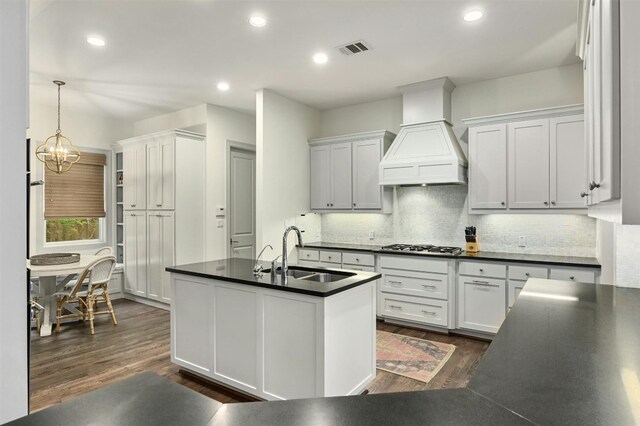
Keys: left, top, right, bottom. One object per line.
{"left": 56, "top": 82, "right": 61, "bottom": 134}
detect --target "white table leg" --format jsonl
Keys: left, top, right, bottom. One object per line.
{"left": 39, "top": 276, "right": 57, "bottom": 336}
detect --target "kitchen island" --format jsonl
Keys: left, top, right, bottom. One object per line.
{"left": 166, "top": 258, "right": 380, "bottom": 401}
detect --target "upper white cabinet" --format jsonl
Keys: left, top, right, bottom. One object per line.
{"left": 308, "top": 131, "right": 395, "bottom": 213}
{"left": 464, "top": 105, "right": 586, "bottom": 213}
{"left": 123, "top": 144, "right": 146, "bottom": 210}
{"left": 468, "top": 124, "right": 507, "bottom": 209}
{"left": 147, "top": 135, "right": 175, "bottom": 210}
{"left": 508, "top": 119, "right": 550, "bottom": 209}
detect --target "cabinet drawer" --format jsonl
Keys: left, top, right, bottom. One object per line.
{"left": 343, "top": 265, "right": 375, "bottom": 272}
{"left": 319, "top": 251, "right": 341, "bottom": 264}
{"left": 381, "top": 293, "right": 448, "bottom": 328}
{"left": 381, "top": 270, "right": 447, "bottom": 300}
{"left": 342, "top": 252, "right": 375, "bottom": 267}
{"left": 298, "top": 249, "right": 320, "bottom": 262}
{"left": 297, "top": 260, "right": 319, "bottom": 268}
{"left": 379, "top": 255, "right": 448, "bottom": 274}
{"left": 508, "top": 280, "right": 526, "bottom": 308}
{"left": 459, "top": 261, "right": 506, "bottom": 278}
{"left": 549, "top": 268, "right": 596, "bottom": 284}
{"left": 508, "top": 265, "right": 548, "bottom": 281}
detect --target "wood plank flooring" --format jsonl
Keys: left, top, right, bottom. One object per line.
{"left": 29, "top": 299, "right": 488, "bottom": 413}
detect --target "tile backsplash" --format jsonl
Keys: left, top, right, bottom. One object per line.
{"left": 321, "top": 186, "right": 597, "bottom": 257}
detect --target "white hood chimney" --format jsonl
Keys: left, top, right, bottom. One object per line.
{"left": 379, "top": 77, "right": 468, "bottom": 186}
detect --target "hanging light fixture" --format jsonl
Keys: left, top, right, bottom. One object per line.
{"left": 36, "top": 80, "right": 80, "bottom": 174}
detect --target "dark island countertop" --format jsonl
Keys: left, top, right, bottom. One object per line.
{"left": 11, "top": 279, "right": 640, "bottom": 425}
{"left": 301, "top": 241, "right": 601, "bottom": 268}
{"left": 166, "top": 258, "right": 381, "bottom": 297}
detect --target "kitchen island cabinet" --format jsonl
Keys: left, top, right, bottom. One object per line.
{"left": 168, "top": 258, "right": 379, "bottom": 400}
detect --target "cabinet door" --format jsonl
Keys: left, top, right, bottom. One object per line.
{"left": 457, "top": 276, "right": 506, "bottom": 334}
{"left": 352, "top": 139, "right": 382, "bottom": 210}
{"left": 123, "top": 145, "right": 146, "bottom": 210}
{"left": 330, "top": 142, "right": 352, "bottom": 209}
{"left": 124, "top": 212, "right": 147, "bottom": 297}
{"left": 508, "top": 280, "right": 526, "bottom": 308}
{"left": 550, "top": 115, "right": 587, "bottom": 208}
{"left": 310, "top": 145, "right": 331, "bottom": 209}
{"left": 468, "top": 124, "right": 507, "bottom": 209}
{"left": 147, "top": 212, "right": 175, "bottom": 303}
{"left": 508, "top": 119, "right": 550, "bottom": 209}
{"left": 147, "top": 138, "right": 175, "bottom": 210}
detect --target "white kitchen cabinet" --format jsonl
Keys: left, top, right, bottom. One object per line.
{"left": 308, "top": 131, "right": 395, "bottom": 213}
{"left": 468, "top": 124, "right": 507, "bottom": 209}
{"left": 123, "top": 144, "right": 146, "bottom": 210}
{"left": 147, "top": 136, "right": 175, "bottom": 210}
{"left": 548, "top": 267, "right": 596, "bottom": 284}
{"left": 352, "top": 138, "right": 383, "bottom": 210}
{"left": 508, "top": 280, "right": 526, "bottom": 308}
{"left": 457, "top": 275, "right": 506, "bottom": 334}
{"left": 309, "top": 146, "right": 331, "bottom": 210}
{"left": 550, "top": 115, "right": 587, "bottom": 208}
{"left": 147, "top": 211, "right": 175, "bottom": 303}
{"left": 124, "top": 211, "right": 147, "bottom": 297}
{"left": 508, "top": 119, "right": 550, "bottom": 209}
{"left": 330, "top": 142, "right": 353, "bottom": 209}
{"left": 108, "top": 270, "right": 124, "bottom": 299}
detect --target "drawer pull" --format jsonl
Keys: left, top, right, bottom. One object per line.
{"left": 570, "top": 276, "right": 575, "bottom": 280}
{"left": 306, "top": 254, "right": 310, "bottom": 257}
{"left": 356, "top": 258, "right": 360, "bottom": 262}
{"left": 389, "top": 304, "right": 403, "bottom": 310}
{"left": 421, "top": 284, "right": 437, "bottom": 289}
{"left": 422, "top": 310, "right": 437, "bottom": 316}
{"left": 472, "top": 280, "right": 499, "bottom": 288}
{"left": 389, "top": 280, "right": 403, "bottom": 286}
{"left": 479, "top": 268, "right": 484, "bottom": 272}
{"left": 525, "top": 272, "right": 530, "bottom": 276}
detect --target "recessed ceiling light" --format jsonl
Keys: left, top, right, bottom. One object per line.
{"left": 249, "top": 15, "right": 267, "bottom": 27}
{"left": 217, "top": 81, "right": 230, "bottom": 91}
{"left": 463, "top": 10, "right": 484, "bottom": 22}
{"left": 313, "top": 52, "right": 328, "bottom": 64}
{"left": 86, "top": 36, "right": 106, "bottom": 47}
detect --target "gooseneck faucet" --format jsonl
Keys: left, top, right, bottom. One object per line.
{"left": 253, "top": 244, "right": 273, "bottom": 276}
{"left": 281, "top": 226, "right": 303, "bottom": 281}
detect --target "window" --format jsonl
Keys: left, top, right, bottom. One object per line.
{"left": 44, "top": 152, "right": 106, "bottom": 244}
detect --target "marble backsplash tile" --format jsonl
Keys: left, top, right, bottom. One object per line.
{"left": 321, "top": 186, "right": 597, "bottom": 257}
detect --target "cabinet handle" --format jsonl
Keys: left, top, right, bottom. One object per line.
{"left": 551, "top": 201, "right": 556, "bottom": 206}
{"left": 422, "top": 284, "right": 437, "bottom": 289}
{"left": 331, "top": 203, "right": 334, "bottom": 207}
{"left": 472, "top": 279, "right": 489, "bottom": 284}
{"left": 570, "top": 276, "right": 575, "bottom": 280}
{"left": 389, "top": 305, "right": 403, "bottom": 310}
{"left": 327, "top": 256, "right": 331, "bottom": 259}
{"left": 131, "top": 204, "right": 136, "bottom": 207}
{"left": 525, "top": 272, "right": 530, "bottom": 276}
{"left": 356, "top": 258, "right": 360, "bottom": 262}
{"left": 326, "top": 203, "right": 330, "bottom": 207}
{"left": 589, "top": 181, "right": 601, "bottom": 191}
{"left": 479, "top": 268, "right": 484, "bottom": 272}
{"left": 544, "top": 201, "right": 549, "bottom": 205}
{"left": 130, "top": 213, "right": 135, "bottom": 216}
{"left": 389, "top": 280, "right": 403, "bottom": 286}
{"left": 501, "top": 201, "right": 506, "bottom": 206}
{"left": 422, "top": 310, "right": 437, "bottom": 316}
{"left": 157, "top": 204, "right": 162, "bottom": 207}
{"left": 472, "top": 280, "right": 499, "bottom": 288}
{"left": 580, "top": 192, "right": 589, "bottom": 198}
{"left": 353, "top": 203, "right": 356, "bottom": 207}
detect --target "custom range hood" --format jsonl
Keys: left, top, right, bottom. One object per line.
{"left": 379, "top": 77, "right": 468, "bottom": 186}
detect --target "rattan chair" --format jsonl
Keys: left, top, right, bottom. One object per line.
{"left": 64, "top": 247, "right": 114, "bottom": 290}
{"left": 55, "top": 255, "right": 118, "bottom": 335}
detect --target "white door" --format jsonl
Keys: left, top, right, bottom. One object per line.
{"left": 352, "top": 139, "right": 382, "bottom": 210}
{"left": 124, "top": 211, "right": 147, "bottom": 297}
{"left": 457, "top": 276, "right": 506, "bottom": 334}
{"left": 468, "top": 124, "right": 508, "bottom": 209}
{"left": 310, "top": 145, "right": 331, "bottom": 209}
{"left": 229, "top": 148, "right": 256, "bottom": 259}
{"left": 330, "top": 142, "right": 352, "bottom": 209}
{"left": 147, "top": 137, "right": 175, "bottom": 210}
{"left": 147, "top": 211, "right": 174, "bottom": 303}
{"left": 550, "top": 115, "right": 587, "bottom": 208}
{"left": 123, "top": 145, "right": 146, "bottom": 210}
{"left": 508, "top": 119, "right": 550, "bottom": 209}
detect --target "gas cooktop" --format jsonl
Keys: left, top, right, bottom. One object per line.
{"left": 380, "top": 244, "right": 463, "bottom": 256}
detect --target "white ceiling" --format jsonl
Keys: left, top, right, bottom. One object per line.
{"left": 30, "top": 0, "right": 581, "bottom": 122}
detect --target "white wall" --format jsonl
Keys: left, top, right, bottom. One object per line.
{"left": 256, "top": 89, "right": 320, "bottom": 256}
{"left": 132, "top": 103, "right": 256, "bottom": 260}
{"left": 0, "top": 0, "right": 28, "bottom": 422}
{"left": 319, "top": 97, "right": 402, "bottom": 137}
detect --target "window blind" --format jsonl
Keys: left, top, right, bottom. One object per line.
{"left": 44, "top": 152, "right": 107, "bottom": 219}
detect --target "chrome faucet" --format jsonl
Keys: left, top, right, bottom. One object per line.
{"left": 253, "top": 244, "right": 273, "bottom": 276}
{"left": 281, "top": 226, "right": 303, "bottom": 281}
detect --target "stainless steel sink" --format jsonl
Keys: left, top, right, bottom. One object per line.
{"left": 262, "top": 266, "right": 356, "bottom": 283}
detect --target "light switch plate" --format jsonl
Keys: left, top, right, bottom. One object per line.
{"left": 217, "top": 219, "right": 224, "bottom": 228}
{"left": 368, "top": 230, "right": 375, "bottom": 240}
{"left": 518, "top": 236, "right": 526, "bottom": 247}
{"left": 215, "top": 206, "right": 226, "bottom": 217}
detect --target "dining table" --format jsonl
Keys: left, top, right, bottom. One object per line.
{"left": 27, "top": 254, "right": 101, "bottom": 336}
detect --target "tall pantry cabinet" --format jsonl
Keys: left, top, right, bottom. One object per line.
{"left": 116, "top": 129, "right": 205, "bottom": 305}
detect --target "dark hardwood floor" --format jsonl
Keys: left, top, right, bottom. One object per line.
{"left": 29, "top": 299, "right": 489, "bottom": 413}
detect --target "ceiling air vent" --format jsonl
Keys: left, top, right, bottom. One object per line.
{"left": 337, "top": 40, "right": 371, "bottom": 56}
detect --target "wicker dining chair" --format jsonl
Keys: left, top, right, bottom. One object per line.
{"left": 55, "top": 255, "right": 118, "bottom": 335}
{"left": 64, "top": 247, "right": 114, "bottom": 290}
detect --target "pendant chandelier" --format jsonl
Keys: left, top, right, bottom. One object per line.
{"left": 35, "top": 80, "right": 81, "bottom": 174}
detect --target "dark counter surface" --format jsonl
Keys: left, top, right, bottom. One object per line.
{"left": 468, "top": 278, "right": 640, "bottom": 425}
{"left": 166, "top": 257, "right": 380, "bottom": 297}
{"left": 302, "top": 241, "right": 601, "bottom": 268}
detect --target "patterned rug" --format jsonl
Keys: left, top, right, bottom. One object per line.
{"left": 376, "top": 330, "right": 456, "bottom": 383}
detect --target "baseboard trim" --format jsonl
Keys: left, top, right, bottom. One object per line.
{"left": 123, "top": 294, "right": 170, "bottom": 311}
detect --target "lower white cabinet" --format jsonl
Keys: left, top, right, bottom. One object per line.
{"left": 147, "top": 211, "right": 175, "bottom": 303}
{"left": 508, "top": 280, "right": 526, "bottom": 308}
{"left": 380, "top": 293, "right": 448, "bottom": 328}
{"left": 124, "top": 212, "right": 147, "bottom": 297}
{"left": 549, "top": 267, "right": 596, "bottom": 284}
{"left": 457, "top": 275, "right": 506, "bottom": 334}
{"left": 108, "top": 270, "right": 124, "bottom": 299}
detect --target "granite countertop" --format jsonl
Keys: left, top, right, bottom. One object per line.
{"left": 11, "top": 279, "right": 640, "bottom": 424}
{"left": 166, "top": 258, "right": 381, "bottom": 297}
{"left": 301, "top": 241, "right": 601, "bottom": 268}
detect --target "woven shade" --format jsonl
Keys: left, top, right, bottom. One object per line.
{"left": 45, "top": 152, "right": 107, "bottom": 219}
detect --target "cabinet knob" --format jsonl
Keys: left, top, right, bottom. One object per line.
{"left": 326, "top": 203, "right": 330, "bottom": 207}
{"left": 551, "top": 201, "right": 556, "bottom": 206}
{"left": 131, "top": 204, "right": 136, "bottom": 207}
{"left": 157, "top": 204, "right": 162, "bottom": 207}
{"left": 353, "top": 203, "right": 356, "bottom": 207}
{"left": 589, "top": 181, "right": 601, "bottom": 191}
{"left": 479, "top": 268, "right": 484, "bottom": 272}
{"left": 544, "top": 201, "right": 549, "bottom": 206}
{"left": 580, "top": 192, "right": 589, "bottom": 198}
{"left": 501, "top": 201, "right": 506, "bottom": 206}
{"left": 331, "top": 203, "right": 334, "bottom": 207}
{"left": 570, "top": 276, "right": 575, "bottom": 280}
{"left": 525, "top": 272, "right": 530, "bottom": 276}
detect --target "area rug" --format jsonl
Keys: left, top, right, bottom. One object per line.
{"left": 376, "top": 330, "right": 456, "bottom": 383}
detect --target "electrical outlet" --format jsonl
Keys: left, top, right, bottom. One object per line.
{"left": 518, "top": 236, "right": 526, "bottom": 247}
{"left": 217, "top": 219, "right": 224, "bottom": 228}
{"left": 368, "top": 230, "right": 375, "bottom": 240}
